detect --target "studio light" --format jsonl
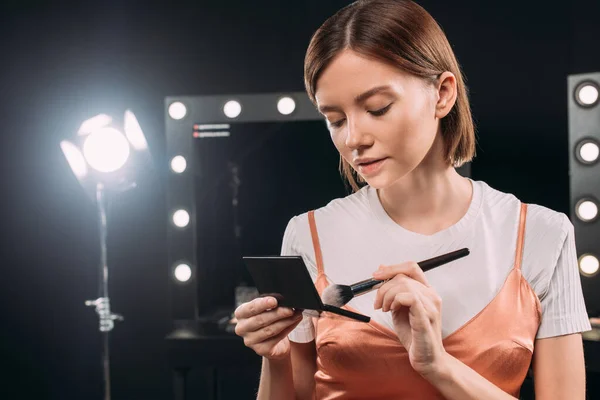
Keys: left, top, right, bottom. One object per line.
{"left": 223, "top": 100, "right": 242, "bottom": 118}
{"left": 61, "top": 111, "right": 152, "bottom": 199}
{"left": 576, "top": 139, "right": 600, "bottom": 165}
{"left": 78, "top": 114, "right": 113, "bottom": 135}
{"left": 170, "top": 155, "right": 187, "bottom": 173}
{"left": 173, "top": 209, "right": 190, "bottom": 228}
{"left": 174, "top": 263, "right": 192, "bottom": 282}
{"left": 60, "top": 141, "right": 88, "bottom": 179}
{"left": 277, "top": 96, "right": 296, "bottom": 115}
{"left": 580, "top": 254, "right": 600, "bottom": 277}
{"left": 169, "top": 101, "right": 187, "bottom": 120}
{"left": 575, "top": 198, "right": 599, "bottom": 222}
{"left": 61, "top": 110, "right": 152, "bottom": 400}
{"left": 82, "top": 127, "right": 131, "bottom": 173}
{"left": 124, "top": 109, "right": 149, "bottom": 150}
{"left": 575, "top": 81, "right": 600, "bottom": 107}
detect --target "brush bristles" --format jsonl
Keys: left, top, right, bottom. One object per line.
{"left": 322, "top": 284, "right": 354, "bottom": 307}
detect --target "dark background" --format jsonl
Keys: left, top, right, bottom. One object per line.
{"left": 1, "top": 0, "right": 599, "bottom": 398}
{"left": 192, "top": 120, "right": 347, "bottom": 315}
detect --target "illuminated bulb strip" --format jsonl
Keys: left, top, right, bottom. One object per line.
{"left": 172, "top": 209, "right": 190, "bottom": 227}
{"left": 174, "top": 264, "right": 192, "bottom": 282}
{"left": 579, "top": 254, "right": 599, "bottom": 276}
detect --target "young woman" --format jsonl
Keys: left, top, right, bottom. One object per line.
{"left": 234, "top": 1, "right": 591, "bottom": 398}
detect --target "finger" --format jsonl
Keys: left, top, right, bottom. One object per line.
{"left": 237, "top": 306, "right": 296, "bottom": 335}
{"left": 252, "top": 316, "right": 304, "bottom": 357}
{"left": 243, "top": 314, "right": 299, "bottom": 347}
{"left": 257, "top": 313, "right": 304, "bottom": 346}
{"left": 380, "top": 285, "right": 406, "bottom": 312}
{"left": 403, "top": 294, "right": 432, "bottom": 331}
{"left": 419, "top": 289, "right": 441, "bottom": 323}
{"left": 235, "top": 296, "right": 277, "bottom": 320}
{"left": 381, "top": 275, "right": 429, "bottom": 312}
{"left": 373, "top": 278, "right": 403, "bottom": 310}
{"left": 374, "top": 275, "right": 409, "bottom": 310}
{"left": 375, "top": 275, "right": 425, "bottom": 310}
{"left": 389, "top": 292, "right": 429, "bottom": 332}
{"left": 243, "top": 312, "right": 303, "bottom": 347}
{"left": 372, "top": 261, "right": 430, "bottom": 286}
{"left": 389, "top": 291, "right": 418, "bottom": 312}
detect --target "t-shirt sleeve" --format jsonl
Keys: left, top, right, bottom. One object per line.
{"left": 537, "top": 215, "right": 592, "bottom": 339}
{"left": 280, "top": 216, "right": 316, "bottom": 343}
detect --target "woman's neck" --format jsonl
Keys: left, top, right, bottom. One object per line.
{"left": 377, "top": 165, "right": 473, "bottom": 236}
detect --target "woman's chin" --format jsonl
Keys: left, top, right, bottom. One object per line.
{"left": 361, "top": 174, "right": 392, "bottom": 190}
{"left": 361, "top": 170, "right": 410, "bottom": 190}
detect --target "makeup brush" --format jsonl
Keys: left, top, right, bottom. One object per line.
{"left": 321, "top": 248, "right": 470, "bottom": 308}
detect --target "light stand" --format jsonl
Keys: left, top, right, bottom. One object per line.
{"left": 84, "top": 183, "right": 124, "bottom": 400}
{"left": 61, "top": 110, "right": 151, "bottom": 400}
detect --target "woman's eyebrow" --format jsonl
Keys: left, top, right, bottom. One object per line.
{"left": 318, "top": 85, "right": 393, "bottom": 113}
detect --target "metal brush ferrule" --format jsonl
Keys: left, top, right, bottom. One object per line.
{"left": 350, "top": 278, "right": 389, "bottom": 296}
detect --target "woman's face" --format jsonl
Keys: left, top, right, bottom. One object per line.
{"left": 315, "top": 49, "right": 453, "bottom": 189}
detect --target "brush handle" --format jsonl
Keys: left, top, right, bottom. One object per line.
{"left": 419, "top": 248, "right": 470, "bottom": 271}
{"left": 322, "top": 304, "right": 371, "bottom": 323}
{"left": 350, "top": 247, "right": 470, "bottom": 295}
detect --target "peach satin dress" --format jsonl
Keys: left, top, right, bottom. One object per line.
{"left": 307, "top": 203, "right": 540, "bottom": 399}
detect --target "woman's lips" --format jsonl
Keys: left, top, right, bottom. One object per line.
{"left": 357, "top": 158, "right": 387, "bottom": 175}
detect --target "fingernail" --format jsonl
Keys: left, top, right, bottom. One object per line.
{"left": 372, "top": 270, "right": 382, "bottom": 277}
{"left": 267, "top": 298, "right": 276, "bottom": 307}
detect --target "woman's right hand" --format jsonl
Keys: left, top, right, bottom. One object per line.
{"left": 234, "top": 296, "right": 304, "bottom": 360}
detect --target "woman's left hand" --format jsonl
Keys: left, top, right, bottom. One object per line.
{"left": 372, "top": 262, "right": 447, "bottom": 377}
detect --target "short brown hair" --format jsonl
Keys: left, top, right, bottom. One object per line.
{"left": 304, "top": 0, "right": 476, "bottom": 192}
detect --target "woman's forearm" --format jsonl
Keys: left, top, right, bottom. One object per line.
{"left": 422, "top": 352, "right": 518, "bottom": 400}
{"left": 257, "top": 356, "right": 296, "bottom": 400}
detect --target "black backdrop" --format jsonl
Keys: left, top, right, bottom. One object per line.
{"left": 1, "top": 0, "right": 600, "bottom": 398}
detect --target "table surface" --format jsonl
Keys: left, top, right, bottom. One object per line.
{"left": 166, "top": 315, "right": 261, "bottom": 369}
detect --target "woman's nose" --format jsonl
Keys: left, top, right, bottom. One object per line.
{"left": 344, "top": 117, "right": 373, "bottom": 150}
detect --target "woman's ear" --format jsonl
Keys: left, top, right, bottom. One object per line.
{"left": 435, "top": 71, "right": 457, "bottom": 119}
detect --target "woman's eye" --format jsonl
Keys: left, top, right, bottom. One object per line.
{"left": 327, "top": 103, "right": 392, "bottom": 128}
{"left": 368, "top": 103, "right": 393, "bottom": 116}
{"left": 329, "top": 119, "right": 345, "bottom": 128}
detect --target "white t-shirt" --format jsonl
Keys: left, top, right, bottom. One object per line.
{"left": 283, "top": 179, "right": 592, "bottom": 343}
